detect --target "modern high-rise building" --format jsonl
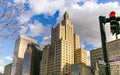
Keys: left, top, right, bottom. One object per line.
{"left": 11, "top": 34, "right": 37, "bottom": 75}
{"left": 22, "top": 43, "right": 42, "bottom": 75}
{"left": 4, "top": 63, "right": 12, "bottom": 75}
{"left": 41, "top": 12, "right": 88, "bottom": 75}
{"left": 90, "top": 39, "right": 120, "bottom": 75}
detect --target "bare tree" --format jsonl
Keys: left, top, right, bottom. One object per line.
{"left": 0, "top": 0, "right": 27, "bottom": 39}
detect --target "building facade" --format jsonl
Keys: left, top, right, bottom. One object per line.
{"left": 53, "top": 12, "right": 74, "bottom": 75}
{"left": 4, "top": 63, "right": 12, "bottom": 75}
{"left": 40, "top": 12, "right": 88, "bottom": 75}
{"left": 74, "top": 32, "right": 88, "bottom": 65}
{"left": 22, "top": 43, "right": 42, "bottom": 75}
{"left": 11, "top": 34, "right": 37, "bottom": 75}
{"left": 90, "top": 48, "right": 105, "bottom": 75}
{"left": 47, "top": 46, "right": 54, "bottom": 75}
{"left": 90, "top": 39, "right": 120, "bottom": 75}
{"left": 41, "top": 44, "right": 50, "bottom": 75}
{"left": 71, "top": 62, "right": 91, "bottom": 75}
{"left": 74, "top": 33, "right": 80, "bottom": 50}
{"left": 74, "top": 48, "right": 88, "bottom": 65}
{"left": 0, "top": 73, "right": 3, "bottom": 75}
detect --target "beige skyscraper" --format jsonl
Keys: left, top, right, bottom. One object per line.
{"left": 52, "top": 12, "right": 74, "bottom": 75}
{"left": 41, "top": 12, "right": 88, "bottom": 75}
{"left": 11, "top": 34, "right": 37, "bottom": 75}
{"left": 41, "top": 44, "right": 50, "bottom": 75}
{"left": 74, "top": 33, "right": 88, "bottom": 65}
{"left": 74, "top": 48, "right": 88, "bottom": 65}
{"left": 74, "top": 33, "right": 80, "bottom": 50}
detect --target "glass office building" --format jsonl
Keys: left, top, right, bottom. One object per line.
{"left": 11, "top": 35, "right": 37, "bottom": 75}
{"left": 22, "top": 43, "right": 42, "bottom": 75}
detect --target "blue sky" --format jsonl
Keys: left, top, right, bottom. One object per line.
{"left": 0, "top": 0, "right": 120, "bottom": 73}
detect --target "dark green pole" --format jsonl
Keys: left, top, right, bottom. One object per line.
{"left": 99, "top": 16, "right": 111, "bottom": 75}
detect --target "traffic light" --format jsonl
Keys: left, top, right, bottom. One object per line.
{"left": 109, "top": 11, "right": 116, "bottom": 35}
{"left": 109, "top": 11, "right": 120, "bottom": 35}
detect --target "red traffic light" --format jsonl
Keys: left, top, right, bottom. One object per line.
{"left": 109, "top": 11, "right": 116, "bottom": 18}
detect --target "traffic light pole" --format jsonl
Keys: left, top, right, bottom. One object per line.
{"left": 116, "top": 34, "right": 118, "bottom": 40}
{"left": 99, "top": 16, "right": 111, "bottom": 75}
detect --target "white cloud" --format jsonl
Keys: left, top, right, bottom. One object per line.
{"left": 26, "top": 20, "right": 51, "bottom": 37}
{"left": 0, "top": 59, "right": 4, "bottom": 73}
{"left": 58, "top": 1, "right": 120, "bottom": 48}
{"left": 20, "top": 26, "right": 28, "bottom": 34}
{"left": 0, "top": 66, "right": 4, "bottom": 73}
{"left": 17, "top": 0, "right": 120, "bottom": 48}
{"left": 40, "top": 36, "right": 51, "bottom": 46}
{"left": 4, "top": 56, "right": 13, "bottom": 61}
{"left": 18, "top": 12, "right": 33, "bottom": 25}
{"left": 14, "top": 0, "right": 26, "bottom": 3}
{"left": 28, "top": 0, "right": 65, "bottom": 16}
{"left": 0, "top": 59, "right": 4, "bottom": 65}
{"left": 81, "top": 43, "right": 85, "bottom": 49}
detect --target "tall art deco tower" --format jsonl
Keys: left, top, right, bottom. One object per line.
{"left": 52, "top": 12, "right": 74, "bottom": 75}
{"left": 41, "top": 12, "right": 87, "bottom": 75}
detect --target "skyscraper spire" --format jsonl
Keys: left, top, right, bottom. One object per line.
{"left": 64, "top": 11, "right": 69, "bottom": 20}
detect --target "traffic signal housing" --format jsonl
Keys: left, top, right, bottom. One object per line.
{"left": 109, "top": 11, "right": 120, "bottom": 35}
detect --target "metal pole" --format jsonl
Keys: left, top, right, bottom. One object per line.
{"left": 99, "top": 16, "right": 111, "bottom": 75}
{"left": 116, "top": 34, "right": 118, "bottom": 40}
